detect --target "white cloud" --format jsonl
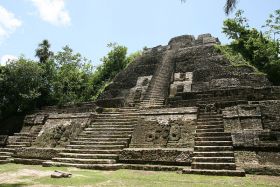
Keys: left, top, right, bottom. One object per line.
{"left": 0, "top": 55, "right": 18, "bottom": 66}
{"left": 30, "top": 0, "right": 71, "bottom": 26}
{"left": 0, "top": 5, "right": 22, "bottom": 42}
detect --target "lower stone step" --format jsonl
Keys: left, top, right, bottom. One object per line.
{"left": 196, "top": 125, "right": 224, "bottom": 129}
{"left": 192, "top": 162, "right": 236, "bottom": 170}
{"left": 195, "top": 141, "right": 233, "bottom": 146}
{"left": 193, "top": 152, "right": 234, "bottom": 157}
{"left": 0, "top": 152, "right": 13, "bottom": 156}
{"left": 198, "top": 115, "right": 223, "bottom": 119}
{"left": 121, "top": 164, "right": 186, "bottom": 172}
{"left": 66, "top": 145, "right": 125, "bottom": 149}
{"left": 0, "top": 148, "right": 16, "bottom": 152}
{"left": 196, "top": 128, "right": 224, "bottom": 133}
{"left": 42, "top": 161, "right": 122, "bottom": 170}
{"left": 78, "top": 134, "right": 131, "bottom": 139}
{"left": 62, "top": 149, "right": 121, "bottom": 154}
{"left": 6, "top": 145, "right": 28, "bottom": 148}
{"left": 0, "top": 155, "right": 11, "bottom": 160}
{"left": 75, "top": 137, "right": 130, "bottom": 142}
{"left": 12, "top": 141, "right": 31, "bottom": 146}
{"left": 0, "top": 160, "right": 11, "bottom": 164}
{"left": 182, "top": 168, "right": 245, "bottom": 177}
{"left": 13, "top": 158, "right": 45, "bottom": 165}
{"left": 52, "top": 157, "right": 116, "bottom": 164}
{"left": 80, "top": 131, "right": 133, "bottom": 135}
{"left": 195, "top": 132, "right": 231, "bottom": 137}
{"left": 70, "top": 141, "right": 127, "bottom": 145}
{"left": 195, "top": 136, "right": 232, "bottom": 141}
{"left": 194, "top": 146, "right": 233, "bottom": 151}
{"left": 58, "top": 153, "right": 119, "bottom": 159}
{"left": 193, "top": 157, "right": 235, "bottom": 163}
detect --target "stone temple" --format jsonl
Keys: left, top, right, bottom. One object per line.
{"left": 0, "top": 34, "right": 280, "bottom": 176}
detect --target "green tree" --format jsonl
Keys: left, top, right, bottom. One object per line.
{"left": 0, "top": 57, "right": 44, "bottom": 119}
{"left": 35, "top": 40, "right": 54, "bottom": 64}
{"left": 91, "top": 43, "right": 138, "bottom": 100}
{"left": 262, "top": 9, "right": 280, "bottom": 41}
{"left": 52, "top": 46, "right": 94, "bottom": 104}
{"left": 222, "top": 10, "right": 280, "bottom": 85}
{"left": 35, "top": 40, "right": 56, "bottom": 107}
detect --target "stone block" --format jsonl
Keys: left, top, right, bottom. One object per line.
{"left": 240, "top": 118, "right": 263, "bottom": 130}
{"left": 210, "top": 78, "right": 240, "bottom": 89}
{"left": 238, "top": 105, "right": 261, "bottom": 117}
{"left": 257, "top": 152, "right": 280, "bottom": 165}
{"left": 232, "top": 132, "right": 245, "bottom": 145}
{"left": 234, "top": 151, "right": 259, "bottom": 166}
{"left": 119, "top": 148, "right": 193, "bottom": 165}
{"left": 224, "top": 119, "right": 242, "bottom": 132}
{"left": 191, "top": 82, "right": 210, "bottom": 92}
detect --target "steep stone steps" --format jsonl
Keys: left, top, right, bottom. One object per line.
{"left": 0, "top": 148, "right": 14, "bottom": 164}
{"left": 43, "top": 108, "right": 138, "bottom": 170}
{"left": 141, "top": 49, "right": 175, "bottom": 108}
{"left": 183, "top": 109, "right": 245, "bottom": 176}
{"left": 4, "top": 124, "right": 44, "bottom": 154}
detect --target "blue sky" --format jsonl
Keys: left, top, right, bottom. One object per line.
{"left": 0, "top": 0, "right": 279, "bottom": 66}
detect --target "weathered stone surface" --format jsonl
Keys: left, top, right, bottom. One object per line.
{"left": 51, "top": 171, "right": 72, "bottom": 178}
{"left": 14, "top": 148, "right": 62, "bottom": 160}
{"left": 130, "top": 114, "right": 196, "bottom": 148}
{"left": 119, "top": 148, "right": 193, "bottom": 165}
{"left": 33, "top": 113, "right": 94, "bottom": 148}
{"left": 0, "top": 135, "right": 8, "bottom": 147}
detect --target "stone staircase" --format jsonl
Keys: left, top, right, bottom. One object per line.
{"left": 6, "top": 125, "right": 44, "bottom": 148}
{"left": 0, "top": 125, "right": 44, "bottom": 164}
{"left": 141, "top": 49, "right": 175, "bottom": 108}
{"left": 43, "top": 108, "right": 139, "bottom": 170}
{"left": 0, "top": 148, "right": 14, "bottom": 164}
{"left": 183, "top": 110, "right": 245, "bottom": 176}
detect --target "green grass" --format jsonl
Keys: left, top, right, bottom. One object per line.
{"left": 0, "top": 164, "right": 280, "bottom": 187}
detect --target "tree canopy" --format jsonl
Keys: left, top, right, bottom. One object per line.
{"left": 0, "top": 42, "right": 141, "bottom": 120}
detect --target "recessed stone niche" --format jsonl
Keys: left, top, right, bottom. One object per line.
{"left": 170, "top": 72, "right": 193, "bottom": 97}
{"left": 126, "top": 76, "right": 152, "bottom": 105}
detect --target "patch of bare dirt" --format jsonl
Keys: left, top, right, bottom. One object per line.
{"left": 0, "top": 168, "right": 52, "bottom": 184}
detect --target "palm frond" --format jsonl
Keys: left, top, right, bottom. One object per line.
{"left": 225, "top": 0, "right": 238, "bottom": 15}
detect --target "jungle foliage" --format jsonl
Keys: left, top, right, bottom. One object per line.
{"left": 0, "top": 41, "right": 141, "bottom": 120}
{"left": 217, "top": 9, "right": 280, "bottom": 85}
